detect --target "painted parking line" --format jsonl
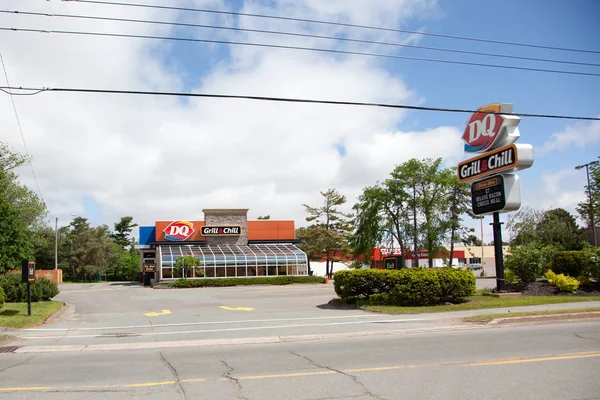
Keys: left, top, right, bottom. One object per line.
{"left": 58, "top": 288, "right": 124, "bottom": 294}
{"left": 2, "top": 351, "right": 598, "bottom": 392}
{"left": 219, "top": 306, "right": 254, "bottom": 311}
{"left": 144, "top": 310, "right": 172, "bottom": 317}
{"left": 22, "top": 314, "right": 429, "bottom": 332}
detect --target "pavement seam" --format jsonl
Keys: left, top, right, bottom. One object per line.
{"left": 289, "top": 350, "right": 386, "bottom": 400}
{"left": 221, "top": 359, "right": 248, "bottom": 400}
{"left": 160, "top": 351, "right": 187, "bottom": 400}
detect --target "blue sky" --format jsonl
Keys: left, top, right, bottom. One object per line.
{"left": 0, "top": 0, "right": 598, "bottom": 242}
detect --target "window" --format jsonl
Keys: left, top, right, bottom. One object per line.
{"left": 469, "top": 257, "right": 481, "bottom": 264}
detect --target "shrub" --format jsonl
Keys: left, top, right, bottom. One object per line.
{"left": 583, "top": 246, "right": 600, "bottom": 281}
{"left": 551, "top": 251, "right": 588, "bottom": 277}
{"left": 546, "top": 270, "right": 580, "bottom": 293}
{"left": 0, "top": 274, "right": 59, "bottom": 302}
{"left": 31, "top": 278, "right": 60, "bottom": 301}
{"left": 334, "top": 268, "right": 475, "bottom": 306}
{"left": 504, "top": 244, "right": 556, "bottom": 283}
{"left": 168, "top": 276, "right": 324, "bottom": 288}
{"left": 0, "top": 273, "right": 26, "bottom": 302}
{"left": 0, "top": 286, "right": 5, "bottom": 308}
{"left": 368, "top": 292, "right": 390, "bottom": 306}
{"left": 334, "top": 269, "right": 399, "bottom": 299}
{"left": 504, "top": 269, "right": 519, "bottom": 284}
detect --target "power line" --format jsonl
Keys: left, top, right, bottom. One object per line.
{"left": 3, "top": 9, "right": 599, "bottom": 68}
{"left": 1, "top": 85, "right": 598, "bottom": 121}
{"left": 2, "top": 27, "right": 599, "bottom": 77}
{"left": 71, "top": 0, "right": 600, "bottom": 56}
{"left": 0, "top": 53, "right": 44, "bottom": 200}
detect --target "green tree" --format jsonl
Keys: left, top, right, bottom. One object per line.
{"left": 112, "top": 216, "right": 138, "bottom": 249}
{"left": 257, "top": 215, "right": 271, "bottom": 220}
{"left": 31, "top": 225, "right": 56, "bottom": 270}
{"left": 445, "top": 175, "right": 474, "bottom": 264}
{"left": 0, "top": 142, "right": 47, "bottom": 272}
{"left": 506, "top": 206, "right": 543, "bottom": 246}
{"left": 535, "top": 208, "right": 586, "bottom": 250}
{"left": 351, "top": 183, "right": 410, "bottom": 269}
{"left": 303, "top": 189, "right": 353, "bottom": 278}
{"left": 296, "top": 225, "right": 327, "bottom": 276}
{"left": 462, "top": 234, "right": 482, "bottom": 246}
{"left": 576, "top": 160, "right": 600, "bottom": 233}
{"left": 174, "top": 255, "right": 203, "bottom": 279}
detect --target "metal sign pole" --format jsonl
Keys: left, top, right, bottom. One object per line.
{"left": 27, "top": 281, "right": 32, "bottom": 316}
{"left": 491, "top": 212, "right": 505, "bottom": 291}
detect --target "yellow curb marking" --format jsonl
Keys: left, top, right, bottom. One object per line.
{"left": 219, "top": 306, "right": 254, "bottom": 311}
{"left": 144, "top": 309, "right": 172, "bottom": 317}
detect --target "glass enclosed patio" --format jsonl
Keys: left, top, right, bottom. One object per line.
{"left": 159, "top": 243, "right": 308, "bottom": 279}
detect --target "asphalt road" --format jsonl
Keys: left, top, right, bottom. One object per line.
{"left": 1, "top": 321, "right": 599, "bottom": 399}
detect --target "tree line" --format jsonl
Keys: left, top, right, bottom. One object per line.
{"left": 0, "top": 142, "right": 140, "bottom": 281}
{"left": 298, "top": 157, "right": 598, "bottom": 278}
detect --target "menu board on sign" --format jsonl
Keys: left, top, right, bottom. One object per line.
{"left": 471, "top": 175, "right": 506, "bottom": 215}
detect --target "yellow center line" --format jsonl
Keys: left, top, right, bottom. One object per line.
{"left": 465, "top": 352, "right": 600, "bottom": 367}
{"left": 0, "top": 387, "right": 54, "bottom": 392}
{"left": 220, "top": 371, "right": 337, "bottom": 381}
{"left": 1, "top": 351, "right": 599, "bottom": 392}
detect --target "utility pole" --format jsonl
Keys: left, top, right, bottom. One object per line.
{"left": 575, "top": 160, "right": 599, "bottom": 247}
{"left": 55, "top": 216, "right": 58, "bottom": 270}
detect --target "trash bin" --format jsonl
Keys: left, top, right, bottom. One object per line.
{"left": 143, "top": 272, "right": 152, "bottom": 287}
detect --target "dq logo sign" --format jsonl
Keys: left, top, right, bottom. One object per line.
{"left": 462, "top": 104, "right": 520, "bottom": 153}
{"left": 163, "top": 221, "right": 195, "bottom": 241}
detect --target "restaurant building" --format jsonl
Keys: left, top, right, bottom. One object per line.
{"left": 137, "top": 209, "right": 308, "bottom": 282}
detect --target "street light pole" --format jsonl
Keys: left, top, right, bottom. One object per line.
{"left": 575, "top": 160, "right": 599, "bottom": 247}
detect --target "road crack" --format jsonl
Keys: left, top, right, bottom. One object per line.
{"left": 574, "top": 333, "right": 600, "bottom": 341}
{"left": 289, "top": 350, "right": 385, "bottom": 400}
{"left": 221, "top": 359, "right": 249, "bottom": 400}
{"left": 0, "top": 355, "right": 36, "bottom": 375}
{"left": 160, "top": 351, "right": 187, "bottom": 400}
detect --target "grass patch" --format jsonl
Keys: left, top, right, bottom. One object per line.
{"left": 0, "top": 301, "right": 64, "bottom": 328}
{"left": 464, "top": 307, "right": 600, "bottom": 323}
{"left": 364, "top": 295, "right": 600, "bottom": 314}
{"left": 167, "top": 276, "right": 326, "bottom": 288}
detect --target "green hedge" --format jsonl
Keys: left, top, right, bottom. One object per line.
{"left": 167, "top": 276, "right": 325, "bottom": 288}
{"left": 0, "top": 274, "right": 60, "bottom": 302}
{"left": 334, "top": 268, "right": 475, "bottom": 306}
{"left": 551, "top": 251, "right": 587, "bottom": 278}
{"left": 0, "top": 286, "right": 5, "bottom": 308}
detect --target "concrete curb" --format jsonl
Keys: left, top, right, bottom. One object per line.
{"left": 489, "top": 311, "right": 600, "bottom": 325}
{"left": 43, "top": 302, "right": 69, "bottom": 325}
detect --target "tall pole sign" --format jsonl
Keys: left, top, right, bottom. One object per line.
{"left": 457, "top": 104, "right": 534, "bottom": 291}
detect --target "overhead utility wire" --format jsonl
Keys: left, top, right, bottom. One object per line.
{"left": 3, "top": 27, "right": 599, "bottom": 77}
{"left": 71, "top": 0, "right": 600, "bottom": 55}
{"left": 1, "top": 85, "right": 598, "bottom": 121}
{"left": 4, "top": 9, "right": 599, "bottom": 68}
{"left": 0, "top": 53, "right": 44, "bottom": 200}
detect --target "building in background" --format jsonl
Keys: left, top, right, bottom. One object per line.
{"left": 137, "top": 209, "right": 308, "bottom": 283}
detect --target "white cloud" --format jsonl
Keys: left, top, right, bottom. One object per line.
{"left": 519, "top": 167, "right": 587, "bottom": 223}
{"left": 1, "top": 0, "right": 469, "bottom": 232}
{"left": 537, "top": 118, "right": 600, "bottom": 156}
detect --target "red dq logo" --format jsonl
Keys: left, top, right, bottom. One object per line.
{"left": 163, "top": 221, "right": 195, "bottom": 241}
